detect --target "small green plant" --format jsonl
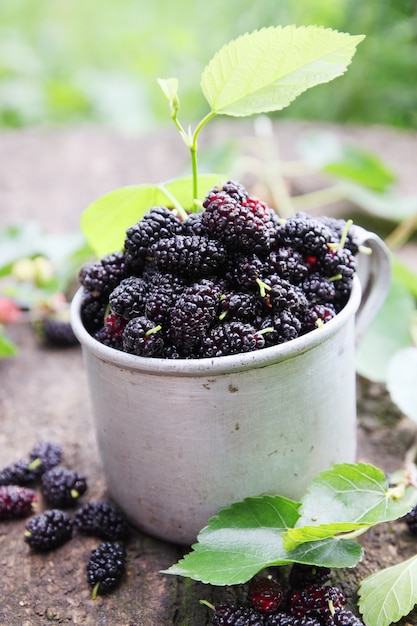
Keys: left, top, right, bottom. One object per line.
{"left": 80, "top": 24, "right": 364, "bottom": 257}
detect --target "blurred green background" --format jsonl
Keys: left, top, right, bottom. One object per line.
{"left": 1, "top": 0, "right": 416, "bottom": 131}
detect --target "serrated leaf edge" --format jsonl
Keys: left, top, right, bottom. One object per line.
{"left": 201, "top": 24, "right": 365, "bottom": 116}
{"left": 358, "top": 554, "right": 417, "bottom": 626}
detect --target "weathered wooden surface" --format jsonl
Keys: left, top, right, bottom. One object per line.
{"left": 1, "top": 121, "right": 417, "bottom": 625}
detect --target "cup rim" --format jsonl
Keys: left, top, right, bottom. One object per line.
{"left": 70, "top": 276, "right": 362, "bottom": 376}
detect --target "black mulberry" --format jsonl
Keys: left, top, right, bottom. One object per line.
{"left": 24, "top": 509, "right": 73, "bottom": 550}
{"left": 0, "top": 459, "right": 38, "bottom": 486}
{"left": 271, "top": 310, "right": 302, "bottom": 344}
{"left": 301, "top": 304, "right": 336, "bottom": 333}
{"left": 41, "top": 466, "right": 87, "bottom": 508}
{"left": 75, "top": 501, "right": 130, "bottom": 541}
{"left": 265, "top": 247, "right": 309, "bottom": 284}
{"left": 145, "top": 272, "right": 186, "bottom": 324}
{"left": 200, "top": 321, "right": 266, "bottom": 358}
{"left": 122, "top": 316, "right": 165, "bottom": 357}
{"left": 80, "top": 290, "right": 107, "bottom": 333}
{"left": 326, "top": 610, "right": 365, "bottom": 625}
{"left": 276, "top": 213, "right": 336, "bottom": 258}
{"left": 211, "top": 603, "right": 266, "bottom": 625}
{"left": 87, "top": 541, "right": 126, "bottom": 598}
{"left": 181, "top": 211, "right": 207, "bottom": 236}
{"left": 109, "top": 276, "right": 149, "bottom": 320}
{"left": 301, "top": 273, "right": 336, "bottom": 305}
{"left": 266, "top": 614, "right": 322, "bottom": 625}
{"left": 39, "top": 317, "right": 79, "bottom": 347}
{"left": 124, "top": 206, "right": 182, "bottom": 272}
{"left": 202, "top": 189, "right": 271, "bottom": 253}
{"left": 168, "top": 279, "right": 222, "bottom": 356}
{"left": 403, "top": 505, "right": 417, "bottom": 534}
{"left": 29, "top": 440, "right": 63, "bottom": 475}
{"left": 221, "top": 179, "right": 249, "bottom": 203}
{"left": 219, "top": 291, "right": 263, "bottom": 323}
{"left": 93, "top": 325, "right": 124, "bottom": 350}
{"left": 79, "top": 251, "right": 126, "bottom": 297}
{"left": 226, "top": 253, "right": 265, "bottom": 291}
{"left": 316, "top": 216, "right": 360, "bottom": 255}
{"left": 150, "top": 234, "right": 227, "bottom": 277}
{"left": 263, "top": 276, "right": 308, "bottom": 314}
{"left": 289, "top": 584, "right": 346, "bottom": 620}
{"left": 288, "top": 564, "right": 332, "bottom": 589}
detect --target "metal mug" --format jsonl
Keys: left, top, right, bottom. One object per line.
{"left": 71, "top": 225, "right": 390, "bottom": 544}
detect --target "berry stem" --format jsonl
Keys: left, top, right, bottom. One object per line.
{"left": 145, "top": 325, "right": 162, "bottom": 337}
{"left": 199, "top": 599, "right": 215, "bottom": 611}
{"left": 256, "top": 326, "right": 274, "bottom": 336}
{"left": 290, "top": 185, "right": 344, "bottom": 213}
{"left": 92, "top": 582, "right": 100, "bottom": 600}
{"left": 190, "top": 111, "right": 217, "bottom": 208}
{"left": 255, "top": 277, "right": 272, "bottom": 298}
{"left": 384, "top": 211, "right": 417, "bottom": 251}
{"left": 156, "top": 184, "right": 188, "bottom": 221}
{"left": 339, "top": 219, "right": 353, "bottom": 249}
{"left": 27, "top": 458, "right": 42, "bottom": 471}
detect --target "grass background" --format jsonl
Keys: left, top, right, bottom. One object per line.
{"left": 1, "top": 0, "right": 416, "bottom": 131}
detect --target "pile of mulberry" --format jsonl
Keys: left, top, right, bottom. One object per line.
{"left": 79, "top": 180, "right": 361, "bottom": 358}
{"left": 204, "top": 567, "right": 365, "bottom": 626}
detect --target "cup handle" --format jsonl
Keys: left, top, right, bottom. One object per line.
{"left": 350, "top": 225, "right": 392, "bottom": 345}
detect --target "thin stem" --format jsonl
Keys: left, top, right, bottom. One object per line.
{"left": 290, "top": 185, "right": 345, "bottom": 212}
{"left": 252, "top": 116, "right": 294, "bottom": 218}
{"left": 190, "top": 111, "right": 217, "bottom": 204}
{"left": 334, "top": 526, "right": 370, "bottom": 541}
{"left": 156, "top": 184, "right": 188, "bottom": 220}
{"left": 385, "top": 213, "right": 417, "bottom": 251}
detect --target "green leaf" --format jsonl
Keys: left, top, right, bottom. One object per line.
{"left": 157, "top": 77, "right": 180, "bottom": 116}
{"left": 286, "top": 536, "right": 363, "bottom": 570}
{"left": 157, "top": 77, "right": 179, "bottom": 104}
{"left": 163, "top": 495, "right": 301, "bottom": 585}
{"left": 387, "top": 347, "right": 417, "bottom": 423}
{"left": 0, "top": 222, "right": 45, "bottom": 273}
{"left": 0, "top": 222, "right": 87, "bottom": 281}
{"left": 393, "top": 255, "right": 417, "bottom": 299}
{"left": 358, "top": 554, "right": 417, "bottom": 626}
{"left": 283, "top": 462, "right": 416, "bottom": 550}
{"left": 163, "top": 493, "right": 363, "bottom": 585}
{"left": 339, "top": 182, "right": 417, "bottom": 221}
{"left": 295, "top": 462, "right": 413, "bottom": 527}
{"left": 356, "top": 277, "right": 415, "bottom": 382}
{"left": 0, "top": 332, "right": 17, "bottom": 358}
{"left": 201, "top": 25, "right": 364, "bottom": 117}
{"left": 299, "top": 131, "right": 396, "bottom": 192}
{"left": 282, "top": 523, "right": 369, "bottom": 551}
{"left": 81, "top": 174, "right": 224, "bottom": 257}
{"left": 163, "top": 463, "right": 416, "bottom": 586}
